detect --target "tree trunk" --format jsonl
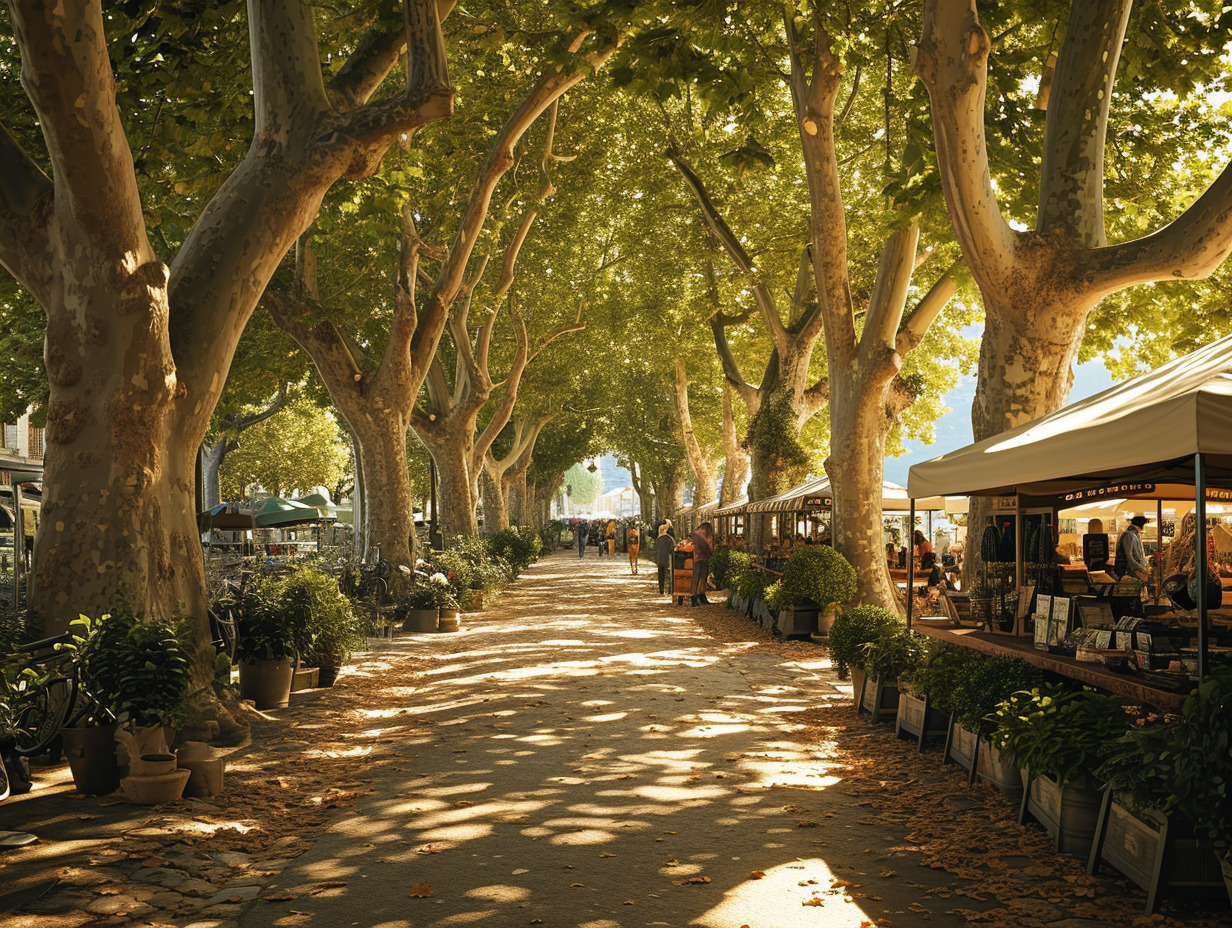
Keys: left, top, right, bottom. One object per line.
{"left": 826, "top": 385, "right": 896, "bottom": 609}
{"left": 719, "top": 384, "right": 750, "bottom": 506}
{"left": 346, "top": 414, "right": 417, "bottom": 575}
{"left": 201, "top": 439, "right": 228, "bottom": 511}
{"left": 429, "top": 437, "right": 479, "bottom": 543}
{"left": 479, "top": 465, "right": 508, "bottom": 533}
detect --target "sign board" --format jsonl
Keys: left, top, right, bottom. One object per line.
{"left": 1063, "top": 482, "right": 1155, "bottom": 503}
{"left": 803, "top": 496, "right": 831, "bottom": 509}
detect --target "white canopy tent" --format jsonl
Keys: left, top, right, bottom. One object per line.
{"left": 907, "top": 334, "right": 1232, "bottom": 677}
{"left": 908, "top": 334, "right": 1232, "bottom": 501}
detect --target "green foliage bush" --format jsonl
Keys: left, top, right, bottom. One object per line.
{"left": 540, "top": 520, "right": 565, "bottom": 554}
{"left": 276, "top": 567, "right": 362, "bottom": 666}
{"left": 486, "top": 527, "right": 541, "bottom": 575}
{"left": 949, "top": 655, "right": 1048, "bottom": 736}
{"left": 709, "top": 547, "right": 750, "bottom": 591}
{"left": 989, "top": 683, "right": 1132, "bottom": 786}
{"left": 235, "top": 576, "right": 307, "bottom": 663}
{"left": 1096, "top": 670, "right": 1232, "bottom": 860}
{"left": 732, "top": 566, "right": 774, "bottom": 602}
{"left": 860, "top": 625, "right": 926, "bottom": 682}
{"left": 778, "top": 546, "right": 857, "bottom": 609}
{"left": 908, "top": 645, "right": 981, "bottom": 715}
{"left": 79, "top": 609, "right": 195, "bottom": 727}
{"left": 827, "top": 605, "right": 898, "bottom": 680}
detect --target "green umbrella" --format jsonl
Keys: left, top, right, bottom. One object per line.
{"left": 253, "top": 497, "right": 325, "bottom": 527}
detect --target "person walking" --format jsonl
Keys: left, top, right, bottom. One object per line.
{"left": 689, "top": 520, "right": 715, "bottom": 606}
{"left": 576, "top": 520, "right": 587, "bottom": 558}
{"left": 595, "top": 520, "right": 606, "bottom": 558}
{"left": 627, "top": 522, "right": 641, "bottom": 575}
{"left": 606, "top": 518, "right": 617, "bottom": 557}
{"left": 654, "top": 524, "right": 674, "bottom": 596}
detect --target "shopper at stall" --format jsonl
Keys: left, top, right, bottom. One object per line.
{"left": 654, "top": 524, "right": 674, "bottom": 595}
{"left": 1114, "top": 515, "right": 1152, "bottom": 581}
{"left": 913, "top": 529, "right": 933, "bottom": 559}
{"left": 689, "top": 521, "right": 715, "bottom": 606}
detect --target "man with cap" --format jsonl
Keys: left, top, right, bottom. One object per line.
{"left": 1114, "top": 515, "right": 1151, "bottom": 581}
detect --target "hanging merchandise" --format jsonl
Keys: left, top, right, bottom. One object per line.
{"left": 999, "top": 519, "right": 1016, "bottom": 563}
{"left": 980, "top": 518, "right": 1000, "bottom": 563}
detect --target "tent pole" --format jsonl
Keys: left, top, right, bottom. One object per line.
{"left": 1155, "top": 498, "right": 1163, "bottom": 605}
{"left": 1195, "top": 454, "right": 1209, "bottom": 680}
{"left": 907, "top": 500, "right": 915, "bottom": 628}
{"left": 14, "top": 483, "right": 24, "bottom": 609}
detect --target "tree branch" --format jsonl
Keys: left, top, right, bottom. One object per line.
{"left": 10, "top": 1, "right": 149, "bottom": 262}
{"left": 896, "top": 259, "right": 962, "bottom": 355}
{"left": 710, "top": 313, "right": 760, "bottom": 413}
{"left": 1036, "top": 0, "right": 1132, "bottom": 244}
{"left": 667, "top": 144, "right": 788, "bottom": 353}
{"left": 916, "top": 0, "right": 1017, "bottom": 291}
{"left": 0, "top": 122, "right": 53, "bottom": 298}
{"left": 1085, "top": 157, "right": 1232, "bottom": 293}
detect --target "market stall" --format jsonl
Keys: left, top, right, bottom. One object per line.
{"left": 908, "top": 333, "right": 1232, "bottom": 688}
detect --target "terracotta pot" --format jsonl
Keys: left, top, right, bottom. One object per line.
{"left": 238, "top": 658, "right": 295, "bottom": 709}
{"left": 122, "top": 768, "right": 191, "bottom": 804}
{"left": 291, "top": 666, "right": 320, "bottom": 691}
{"left": 138, "top": 753, "right": 178, "bottom": 777}
{"left": 403, "top": 608, "right": 438, "bottom": 633}
{"left": 61, "top": 725, "right": 120, "bottom": 795}
{"left": 438, "top": 611, "right": 460, "bottom": 633}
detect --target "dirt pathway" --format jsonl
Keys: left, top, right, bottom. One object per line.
{"left": 3, "top": 551, "right": 1226, "bottom": 928}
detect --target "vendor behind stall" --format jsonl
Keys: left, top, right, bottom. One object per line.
{"left": 1114, "top": 515, "right": 1151, "bottom": 581}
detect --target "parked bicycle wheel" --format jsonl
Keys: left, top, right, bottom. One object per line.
{"left": 358, "top": 576, "right": 388, "bottom": 604}
{"left": 11, "top": 670, "right": 76, "bottom": 757}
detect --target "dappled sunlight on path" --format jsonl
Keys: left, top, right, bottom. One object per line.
{"left": 238, "top": 552, "right": 948, "bottom": 928}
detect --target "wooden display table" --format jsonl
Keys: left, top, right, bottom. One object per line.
{"left": 911, "top": 624, "right": 1187, "bottom": 712}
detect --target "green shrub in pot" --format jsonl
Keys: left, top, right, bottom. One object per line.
{"left": 281, "top": 568, "right": 363, "bottom": 668}
{"left": 949, "top": 655, "right": 1047, "bottom": 736}
{"left": 777, "top": 546, "right": 857, "bottom": 611}
{"left": 79, "top": 609, "right": 195, "bottom": 728}
{"left": 732, "top": 566, "right": 774, "bottom": 603}
{"left": 234, "top": 578, "right": 304, "bottom": 663}
{"left": 989, "top": 683, "right": 1132, "bottom": 786}
{"left": 860, "top": 624, "right": 926, "bottom": 683}
{"left": 1097, "top": 671, "right": 1232, "bottom": 863}
{"left": 907, "top": 644, "right": 980, "bottom": 716}
{"left": 709, "top": 548, "right": 750, "bottom": 591}
{"left": 827, "top": 605, "right": 897, "bottom": 680}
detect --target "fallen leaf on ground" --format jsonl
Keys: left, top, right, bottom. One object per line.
{"left": 803, "top": 897, "right": 825, "bottom": 907}
{"left": 409, "top": 882, "right": 433, "bottom": 898}
{"left": 599, "top": 852, "right": 616, "bottom": 858}
{"left": 797, "top": 820, "right": 820, "bottom": 828}
{"left": 749, "top": 870, "right": 766, "bottom": 879}
{"left": 309, "top": 880, "right": 348, "bottom": 895}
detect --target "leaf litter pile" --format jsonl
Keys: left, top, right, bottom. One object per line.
{"left": 687, "top": 603, "right": 1230, "bottom": 928}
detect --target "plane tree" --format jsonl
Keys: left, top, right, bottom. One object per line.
{"left": 0, "top": 0, "right": 453, "bottom": 657}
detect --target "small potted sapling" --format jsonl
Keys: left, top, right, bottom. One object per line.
{"left": 81, "top": 609, "right": 195, "bottom": 800}
{"left": 235, "top": 578, "right": 307, "bottom": 710}
{"left": 989, "top": 683, "right": 1132, "bottom": 858}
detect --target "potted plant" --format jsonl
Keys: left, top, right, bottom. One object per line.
{"left": 826, "top": 604, "right": 897, "bottom": 695}
{"left": 293, "top": 569, "right": 362, "bottom": 687}
{"left": 1091, "top": 671, "right": 1232, "bottom": 909}
{"left": 949, "top": 655, "right": 1046, "bottom": 798}
{"left": 431, "top": 572, "right": 463, "bottom": 633}
{"left": 235, "top": 578, "right": 306, "bottom": 710}
{"left": 990, "top": 683, "right": 1132, "bottom": 858}
{"left": 775, "top": 546, "right": 857, "bottom": 636}
{"left": 732, "top": 568, "right": 774, "bottom": 623}
{"left": 858, "top": 623, "right": 924, "bottom": 722}
{"left": 895, "top": 639, "right": 953, "bottom": 748}
{"left": 400, "top": 578, "right": 447, "bottom": 633}
{"left": 709, "top": 547, "right": 749, "bottom": 595}
{"left": 79, "top": 609, "right": 195, "bottom": 800}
